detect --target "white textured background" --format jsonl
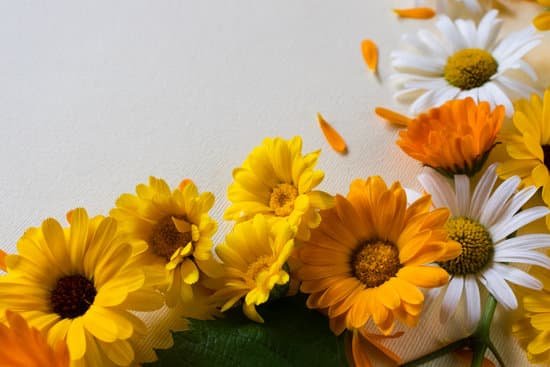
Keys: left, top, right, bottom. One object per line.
{"left": 1, "top": 1, "right": 549, "bottom": 365}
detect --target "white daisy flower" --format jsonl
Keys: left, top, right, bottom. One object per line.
{"left": 418, "top": 164, "right": 550, "bottom": 331}
{"left": 391, "top": 10, "right": 541, "bottom": 116}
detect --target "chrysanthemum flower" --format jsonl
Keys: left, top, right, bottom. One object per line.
{"left": 0, "top": 310, "right": 69, "bottom": 367}
{"left": 498, "top": 90, "right": 550, "bottom": 228}
{"left": 419, "top": 164, "right": 550, "bottom": 331}
{"left": 224, "top": 136, "right": 333, "bottom": 241}
{"left": 0, "top": 208, "right": 164, "bottom": 366}
{"left": 111, "top": 177, "right": 218, "bottom": 307}
{"left": 297, "top": 177, "right": 460, "bottom": 366}
{"left": 533, "top": 0, "right": 550, "bottom": 31}
{"left": 513, "top": 267, "right": 550, "bottom": 363}
{"left": 391, "top": 10, "right": 541, "bottom": 116}
{"left": 213, "top": 215, "right": 294, "bottom": 323}
{"left": 397, "top": 98, "right": 504, "bottom": 176}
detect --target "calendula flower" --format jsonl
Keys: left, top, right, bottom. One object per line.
{"left": 391, "top": 10, "right": 541, "bottom": 116}
{"left": 0, "top": 208, "right": 164, "bottom": 367}
{"left": 498, "top": 90, "right": 550, "bottom": 228}
{"left": 513, "top": 267, "right": 550, "bottom": 363}
{"left": 533, "top": 0, "right": 550, "bottom": 31}
{"left": 0, "top": 310, "right": 69, "bottom": 367}
{"left": 224, "top": 136, "right": 333, "bottom": 240}
{"left": 111, "top": 177, "right": 218, "bottom": 307}
{"left": 297, "top": 177, "right": 460, "bottom": 366}
{"left": 213, "top": 215, "right": 294, "bottom": 323}
{"left": 397, "top": 98, "right": 504, "bottom": 176}
{"left": 419, "top": 164, "right": 550, "bottom": 331}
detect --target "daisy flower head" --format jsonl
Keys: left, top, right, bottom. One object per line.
{"left": 0, "top": 208, "right": 164, "bottom": 367}
{"left": 391, "top": 10, "right": 541, "bottom": 116}
{"left": 419, "top": 164, "right": 550, "bottom": 331}
{"left": 297, "top": 177, "right": 460, "bottom": 366}
{"left": 224, "top": 136, "right": 333, "bottom": 241}
{"left": 0, "top": 310, "right": 69, "bottom": 367}
{"left": 212, "top": 214, "right": 294, "bottom": 323}
{"left": 397, "top": 98, "right": 504, "bottom": 176}
{"left": 111, "top": 177, "right": 218, "bottom": 307}
{"left": 498, "top": 89, "right": 550, "bottom": 228}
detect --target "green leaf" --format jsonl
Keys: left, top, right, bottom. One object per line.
{"left": 147, "top": 294, "right": 349, "bottom": 367}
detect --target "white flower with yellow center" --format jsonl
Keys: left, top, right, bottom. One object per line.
{"left": 391, "top": 10, "right": 541, "bottom": 116}
{"left": 419, "top": 164, "right": 550, "bottom": 330}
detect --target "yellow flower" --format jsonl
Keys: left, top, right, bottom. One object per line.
{"left": 224, "top": 136, "right": 333, "bottom": 241}
{"left": 213, "top": 215, "right": 294, "bottom": 323}
{"left": 0, "top": 208, "right": 164, "bottom": 367}
{"left": 498, "top": 90, "right": 550, "bottom": 228}
{"left": 0, "top": 310, "right": 69, "bottom": 367}
{"left": 533, "top": 0, "right": 550, "bottom": 30}
{"left": 513, "top": 267, "right": 550, "bottom": 363}
{"left": 111, "top": 177, "right": 218, "bottom": 307}
{"left": 397, "top": 98, "right": 504, "bottom": 176}
{"left": 297, "top": 177, "right": 460, "bottom": 366}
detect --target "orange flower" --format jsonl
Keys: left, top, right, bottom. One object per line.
{"left": 0, "top": 310, "right": 69, "bottom": 367}
{"left": 397, "top": 98, "right": 504, "bottom": 176}
{"left": 297, "top": 177, "right": 460, "bottom": 366}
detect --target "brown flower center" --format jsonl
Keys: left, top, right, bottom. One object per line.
{"left": 51, "top": 275, "right": 96, "bottom": 319}
{"left": 269, "top": 183, "right": 299, "bottom": 217}
{"left": 149, "top": 216, "right": 192, "bottom": 260}
{"left": 352, "top": 240, "right": 401, "bottom": 288}
{"left": 444, "top": 48, "right": 498, "bottom": 90}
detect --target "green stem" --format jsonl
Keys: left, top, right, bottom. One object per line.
{"left": 470, "top": 294, "right": 498, "bottom": 367}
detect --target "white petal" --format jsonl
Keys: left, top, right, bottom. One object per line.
{"left": 479, "top": 267, "right": 518, "bottom": 309}
{"left": 392, "top": 51, "right": 444, "bottom": 74}
{"left": 418, "top": 168, "right": 459, "bottom": 214}
{"left": 490, "top": 206, "right": 550, "bottom": 242}
{"left": 464, "top": 275, "right": 481, "bottom": 331}
{"left": 492, "top": 263, "right": 542, "bottom": 290}
{"left": 436, "top": 15, "right": 466, "bottom": 52}
{"left": 440, "top": 276, "right": 464, "bottom": 323}
{"left": 468, "top": 164, "right": 498, "bottom": 220}
{"left": 492, "top": 186, "right": 537, "bottom": 226}
{"left": 418, "top": 29, "right": 451, "bottom": 57}
{"left": 495, "top": 234, "right": 550, "bottom": 252}
{"left": 477, "top": 10, "right": 501, "bottom": 49}
{"left": 463, "top": 0, "right": 483, "bottom": 12}
{"left": 410, "top": 90, "right": 438, "bottom": 115}
{"left": 455, "top": 175, "right": 470, "bottom": 217}
{"left": 493, "top": 250, "right": 550, "bottom": 269}
{"left": 479, "top": 176, "right": 520, "bottom": 228}
{"left": 456, "top": 18, "right": 478, "bottom": 47}
{"left": 495, "top": 76, "right": 538, "bottom": 98}
{"left": 483, "top": 82, "right": 514, "bottom": 117}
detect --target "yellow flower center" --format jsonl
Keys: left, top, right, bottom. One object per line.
{"left": 352, "top": 240, "right": 401, "bottom": 288}
{"left": 50, "top": 275, "right": 96, "bottom": 319}
{"left": 269, "top": 183, "right": 299, "bottom": 217}
{"left": 246, "top": 255, "right": 273, "bottom": 280}
{"left": 439, "top": 217, "right": 493, "bottom": 275}
{"left": 444, "top": 49, "right": 498, "bottom": 90}
{"left": 149, "top": 216, "right": 192, "bottom": 260}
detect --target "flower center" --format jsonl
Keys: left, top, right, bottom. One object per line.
{"left": 352, "top": 240, "right": 401, "bottom": 288}
{"left": 444, "top": 48, "right": 498, "bottom": 90}
{"left": 246, "top": 255, "right": 272, "bottom": 279}
{"left": 439, "top": 217, "right": 493, "bottom": 275}
{"left": 269, "top": 183, "right": 299, "bottom": 216}
{"left": 50, "top": 275, "right": 96, "bottom": 319}
{"left": 149, "top": 216, "right": 192, "bottom": 260}
{"left": 542, "top": 145, "right": 550, "bottom": 170}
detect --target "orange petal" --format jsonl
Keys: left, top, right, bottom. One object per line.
{"left": 455, "top": 347, "right": 496, "bottom": 367}
{"left": 0, "top": 249, "right": 6, "bottom": 271}
{"left": 317, "top": 113, "right": 348, "bottom": 154}
{"left": 361, "top": 39, "right": 378, "bottom": 72}
{"left": 178, "top": 178, "right": 194, "bottom": 191}
{"left": 375, "top": 107, "right": 412, "bottom": 127}
{"left": 393, "top": 7, "right": 436, "bottom": 19}
{"left": 66, "top": 209, "right": 75, "bottom": 224}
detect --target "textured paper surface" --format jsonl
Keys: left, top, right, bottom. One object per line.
{"left": 0, "top": 1, "right": 549, "bottom": 365}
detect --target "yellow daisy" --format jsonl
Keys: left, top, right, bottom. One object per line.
{"left": 297, "top": 177, "right": 460, "bottom": 366}
{"left": 497, "top": 89, "right": 550, "bottom": 228}
{"left": 213, "top": 214, "right": 294, "bottom": 323}
{"left": 0, "top": 208, "right": 164, "bottom": 367}
{"left": 224, "top": 136, "right": 333, "bottom": 241}
{"left": 0, "top": 310, "right": 70, "bottom": 367}
{"left": 533, "top": 0, "right": 550, "bottom": 31}
{"left": 111, "top": 177, "right": 218, "bottom": 307}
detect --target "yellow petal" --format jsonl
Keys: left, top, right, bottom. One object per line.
{"left": 66, "top": 317, "right": 87, "bottom": 360}
{"left": 317, "top": 113, "right": 348, "bottom": 154}
{"left": 178, "top": 178, "right": 194, "bottom": 191}
{"left": 361, "top": 39, "right": 378, "bottom": 72}
{"left": 375, "top": 107, "right": 411, "bottom": 127}
{"left": 397, "top": 266, "right": 449, "bottom": 288}
{"left": 243, "top": 302, "right": 264, "bottom": 323}
{"left": 180, "top": 259, "right": 199, "bottom": 284}
{"left": 393, "top": 7, "right": 436, "bottom": 19}
{"left": 534, "top": 12, "right": 550, "bottom": 31}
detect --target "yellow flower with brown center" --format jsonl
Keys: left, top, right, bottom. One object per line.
{"left": 533, "top": 0, "right": 550, "bottom": 30}
{"left": 213, "top": 215, "right": 294, "bottom": 323}
{"left": 111, "top": 177, "right": 218, "bottom": 307}
{"left": 0, "top": 310, "right": 70, "bottom": 367}
{"left": 498, "top": 90, "right": 550, "bottom": 228}
{"left": 0, "top": 208, "right": 164, "bottom": 367}
{"left": 297, "top": 177, "right": 461, "bottom": 366}
{"left": 397, "top": 98, "right": 504, "bottom": 176}
{"left": 224, "top": 136, "right": 333, "bottom": 241}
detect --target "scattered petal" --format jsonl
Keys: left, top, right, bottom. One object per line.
{"left": 317, "top": 113, "right": 348, "bottom": 154}
{"left": 361, "top": 39, "right": 378, "bottom": 72}
{"left": 393, "top": 7, "right": 436, "bottom": 19}
{"left": 375, "top": 107, "right": 411, "bottom": 127}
